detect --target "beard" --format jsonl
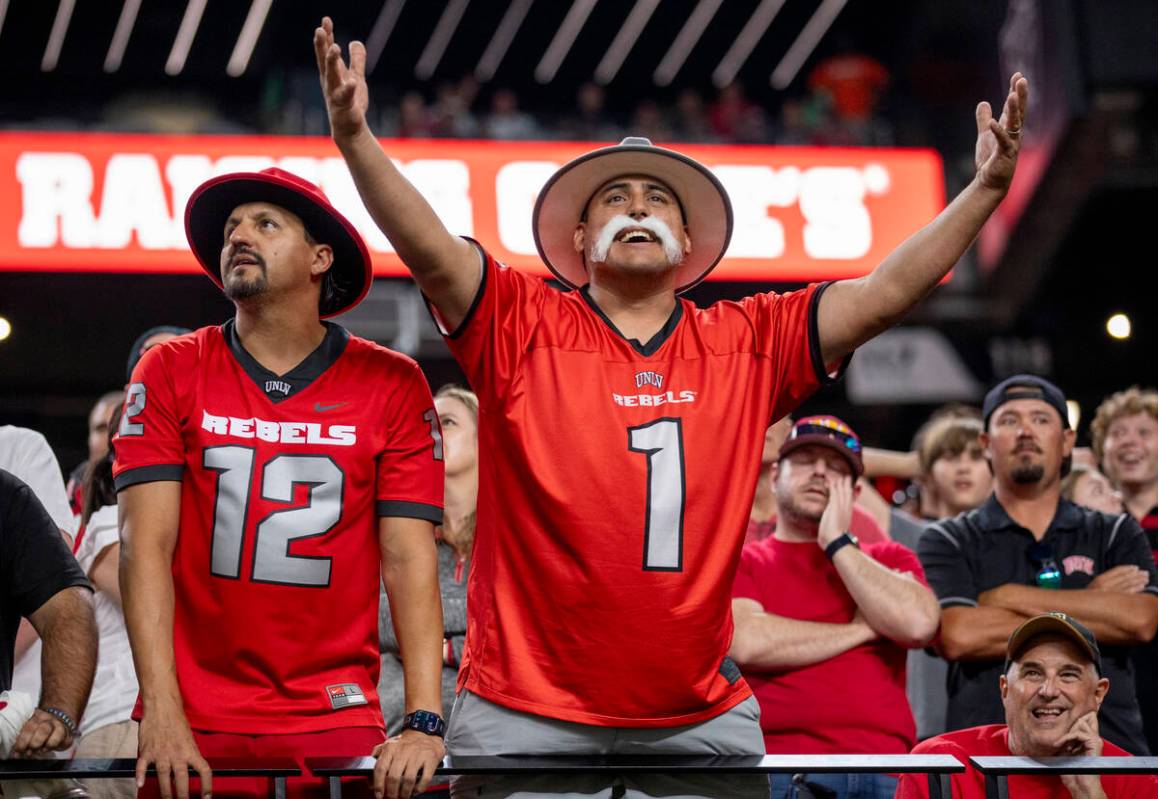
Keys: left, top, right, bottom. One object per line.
{"left": 776, "top": 485, "right": 825, "bottom": 525}
{"left": 222, "top": 252, "right": 268, "bottom": 301}
{"left": 1011, "top": 463, "right": 1045, "bottom": 484}
{"left": 589, "top": 214, "right": 686, "bottom": 267}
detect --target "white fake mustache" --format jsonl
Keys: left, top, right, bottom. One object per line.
{"left": 589, "top": 214, "right": 686, "bottom": 267}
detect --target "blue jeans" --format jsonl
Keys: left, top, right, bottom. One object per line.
{"left": 769, "top": 772, "right": 898, "bottom": 799}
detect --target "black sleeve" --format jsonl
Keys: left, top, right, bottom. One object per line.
{"left": 917, "top": 519, "right": 980, "bottom": 608}
{"left": 1104, "top": 513, "right": 1158, "bottom": 596}
{"left": 0, "top": 470, "right": 91, "bottom": 619}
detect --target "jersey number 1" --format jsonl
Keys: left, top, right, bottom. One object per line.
{"left": 204, "top": 446, "right": 343, "bottom": 587}
{"left": 628, "top": 418, "right": 686, "bottom": 572}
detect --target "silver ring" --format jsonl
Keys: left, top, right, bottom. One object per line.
{"left": 1006, "top": 127, "right": 1021, "bottom": 138}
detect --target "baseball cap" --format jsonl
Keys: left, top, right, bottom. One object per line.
{"left": 1005, "top": 612, "right": 1102, "bottom": 675}
{"left": 983, "top": 375, "right": 1070, "bottom": 429}
{"left": 533, "top": 137, "right": 733, "bottom": 294}
{"left": 185, "top": 168, "right": 372, "bottom": 318}
{"left": 126, "top": 325, "right": 191, "bottom": 382}
{"left": 777, "top": 415, "right": 864, "bottom": 476}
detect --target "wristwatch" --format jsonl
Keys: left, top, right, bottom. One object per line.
{"left": 403, "top": 710, "right": 446, "bottom": 738}
{"left": 824, "top": 531, "right": 859, "bottom": 561}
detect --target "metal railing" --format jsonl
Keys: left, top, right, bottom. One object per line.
{"left": 970, "top": 755, "right": 1158, "bottom": 799}
{"left": 0, "top": 758, "right": 300, "bottom": 799}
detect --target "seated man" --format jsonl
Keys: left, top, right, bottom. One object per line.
{"left": 897, "top": 612, "right": 1158, "bottom": 798}
{"left": 730, "top": 416, "right": 940, "bottom": 799}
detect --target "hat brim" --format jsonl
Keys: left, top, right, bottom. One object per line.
{"left": 778, "top": 435, "right": 865, "bottom": 477}
{"left": 532, "top": 143, "right": 732, "bottom": 294}
{"left": 185, "top": 173, "right": 372, "bottom": 318}
{"left": 1006, "top": 615, "right": 1101, "bottom": 673}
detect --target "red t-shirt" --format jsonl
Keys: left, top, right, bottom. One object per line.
{"left": 112, "top": 323, "right": 443, "bottom": 734}
{"left": 441, "top": 249, "right": 837, "bottom": 727}
{"left": 732, "top": 536, "right": 925, "bottom": 753}
{"left": 896, "top": 724, "right": 1158, "bottom": 798}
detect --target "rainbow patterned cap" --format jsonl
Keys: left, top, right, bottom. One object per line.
{"left": 777, "top": 415, "right": 864, "bottom": 476}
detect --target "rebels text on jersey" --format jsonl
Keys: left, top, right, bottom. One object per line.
{"left": 113, "top": 322, "right": 443, "bottom": 734}
{"left": 439, "top": 246, "right": 844, "bottom": 727}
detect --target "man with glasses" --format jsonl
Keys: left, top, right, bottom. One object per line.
{"left": 918, "top": 375, "right": 1158, "bottom": 755}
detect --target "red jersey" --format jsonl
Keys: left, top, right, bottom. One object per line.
{"left": 897, "top": 724, "right": 1158, "bottom": 798}
{"left": 441, "top": 249, "right": 838, "bottom": 726}
{"left": 732, "top": 537, "right": 925, "bottom": 753}
{"left": 112, "top": 322, "right": 443, "bottom": 734}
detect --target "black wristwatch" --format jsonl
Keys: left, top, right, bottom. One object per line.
{"left": 403, "top": 710, "right": 446, "bottom": 738}
{"left": 824, "top": 531, "right": 859, "bottom": 561}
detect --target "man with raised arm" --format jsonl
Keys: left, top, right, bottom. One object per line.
{"left": 115, "top": 168, "right": 446, "bottom": 799}
{"left": 316, "top": 15, "right": 1028, "bottom": 768}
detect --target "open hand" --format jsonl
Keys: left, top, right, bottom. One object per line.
{"left": 371, "top": 730, "right": 445, "bottom": 799}
{"left": 314, "top": 17, "right": 370, "bottom": 142}
{"left": 817, "top": 475, "right": 855, "bottom": 550}
{"left": 135, "top": 709, "right": 213, "bottom": 799}
{"left": 975, "top": 72, "right": 1029, "bottom": 193}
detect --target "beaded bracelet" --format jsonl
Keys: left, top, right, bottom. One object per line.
{"left": 39, "top": 706, "right": 78, "bottom": 737}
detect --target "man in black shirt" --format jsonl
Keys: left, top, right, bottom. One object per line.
{"left": 0, "top": 468, "right": 96, "bottom": 756}
{"left": 919, "top": 375, "right": 1158, "bottom": 755}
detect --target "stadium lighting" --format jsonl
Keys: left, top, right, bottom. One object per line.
{"left": 104, "top": 0, "right": 143, "bottom": 73}
{"left": 226, "top": 0, "right": 273, "bottom": 78}
{"left": 712, "top": 0, "right": 786, "bottom": 89}
{"left": 366, "top": 0, "right": 408, "bottom": 75}
{"left": 475, "top": 0, "right": 533, "bottom": 82}
{"left": 1106, "top": 312, "right": 1132, "bottom": 340}
{"left": 41, "top": 0, "right": 77, "bottom": 72}
{"left": 653, "top": 0, "right": 723, "bottom": 86}
{"left": 535, "top": 0, "right": 597, "bottom": 84}
{"left": 594, "top": 0, "right": 659, "bottom": 86}
{"left": 770, "top": 0, "right": 849, "bottom": 89}
{"left": 0, "top": 316, "right": 11, "bottom": 343}
{"left": 1066, "top": 400, "right": 1081, "bottom": 431}
{"left": 415, "top": 0, "right": 470, "bottom": 81}
{"left": 166, "top": 0, "right": 208, "bottom": 76}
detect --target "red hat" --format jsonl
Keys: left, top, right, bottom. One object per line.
{"left": 185, "top": 168, "right": 372, "bottom": 318}
{"left": 777, "top": 415, "right": 865, "bottom": 476}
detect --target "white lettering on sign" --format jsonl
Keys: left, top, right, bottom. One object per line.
{"left": 496, "top": 161, "right": 558, "bottom": 255}
{"left": 12, "top": 151, "right": 894, "bottom": 263}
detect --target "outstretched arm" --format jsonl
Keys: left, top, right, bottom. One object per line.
{"left": 818, "top": 74, "right": 1029, "bottom": 365}
{"left": 314, "top": 17, "right": 479, "bottom": 331}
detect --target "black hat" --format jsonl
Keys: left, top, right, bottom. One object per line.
{"left": 126, "top": 326, "right": 191, "bottom": 382}
{"left": 184, "top": 168, "right": 372, "bottom": 318}
{"left": 983, "top": 374, "right": 1069, "bottom": 429}
{"left": 1005, "top": 612, "right": 1102, "bottom": 675}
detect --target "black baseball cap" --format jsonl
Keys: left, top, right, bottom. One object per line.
{"left": 983, "top": 375, "right": 1070, "bottom": 429}
{"left": 1005, "top": 612, "right": 1102, "bottom": 676}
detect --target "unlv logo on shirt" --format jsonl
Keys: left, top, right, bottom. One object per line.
{"left": 635, "top": 371, "right": 664, "bottom": 389}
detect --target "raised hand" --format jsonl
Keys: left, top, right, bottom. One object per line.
{"left": 975, "top": 72, "right": 1030, "bottom": 193}
{"left": 314, "top": 17, "right": 370, "bottom": 142}
{"left": 817, "top": 474, "right": 855, "bottom": 551}
{"left": 1055, "top": 711, "right": 1106, "bottom": 799}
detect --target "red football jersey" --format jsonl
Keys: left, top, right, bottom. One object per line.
{"left": 441, "top": 249, "right": 840, "bottom": 726}
{"left": 113, "top": 322, "right": 443, "bottom": 734}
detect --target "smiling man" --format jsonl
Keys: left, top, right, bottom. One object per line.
{"left": 919, "top": 376, "right": 1158, "bottom": 755}
{"left": 897, "top": 613, "right": 1158, "bottom": 799}
{"left": 114, "top": 169, "right": 446, "bottom": 799}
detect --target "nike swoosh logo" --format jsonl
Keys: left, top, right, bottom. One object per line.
{"left": 314, "top": 402, "right": 347, "bottom": 412}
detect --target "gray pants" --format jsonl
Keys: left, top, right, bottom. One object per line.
{"left": 445, "top": 690, "right": 769, "bottom": 799}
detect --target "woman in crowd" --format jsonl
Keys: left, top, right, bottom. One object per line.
{"left": 378, "top": 385, "right": 478, "bottom": 732}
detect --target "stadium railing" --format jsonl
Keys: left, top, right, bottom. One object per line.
{"left": 969, "top": 755, "right": 1158, "bottom": 799}
{"left": 308, "top": 754, "right": 966, "bottom": 798}
{"left": 0, "top": 757, "right": 300, "bottom": 799}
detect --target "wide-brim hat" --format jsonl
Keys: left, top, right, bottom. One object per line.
{"left": 533, "top": 137, "right": 732, "bottom": 294}
{"left": 185, "top": 168, "right": 372, "bottom": 318}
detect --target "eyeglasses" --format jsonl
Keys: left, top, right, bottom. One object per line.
{"left": 1029, "top": 541, "right": 1061, "bottom": 589}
